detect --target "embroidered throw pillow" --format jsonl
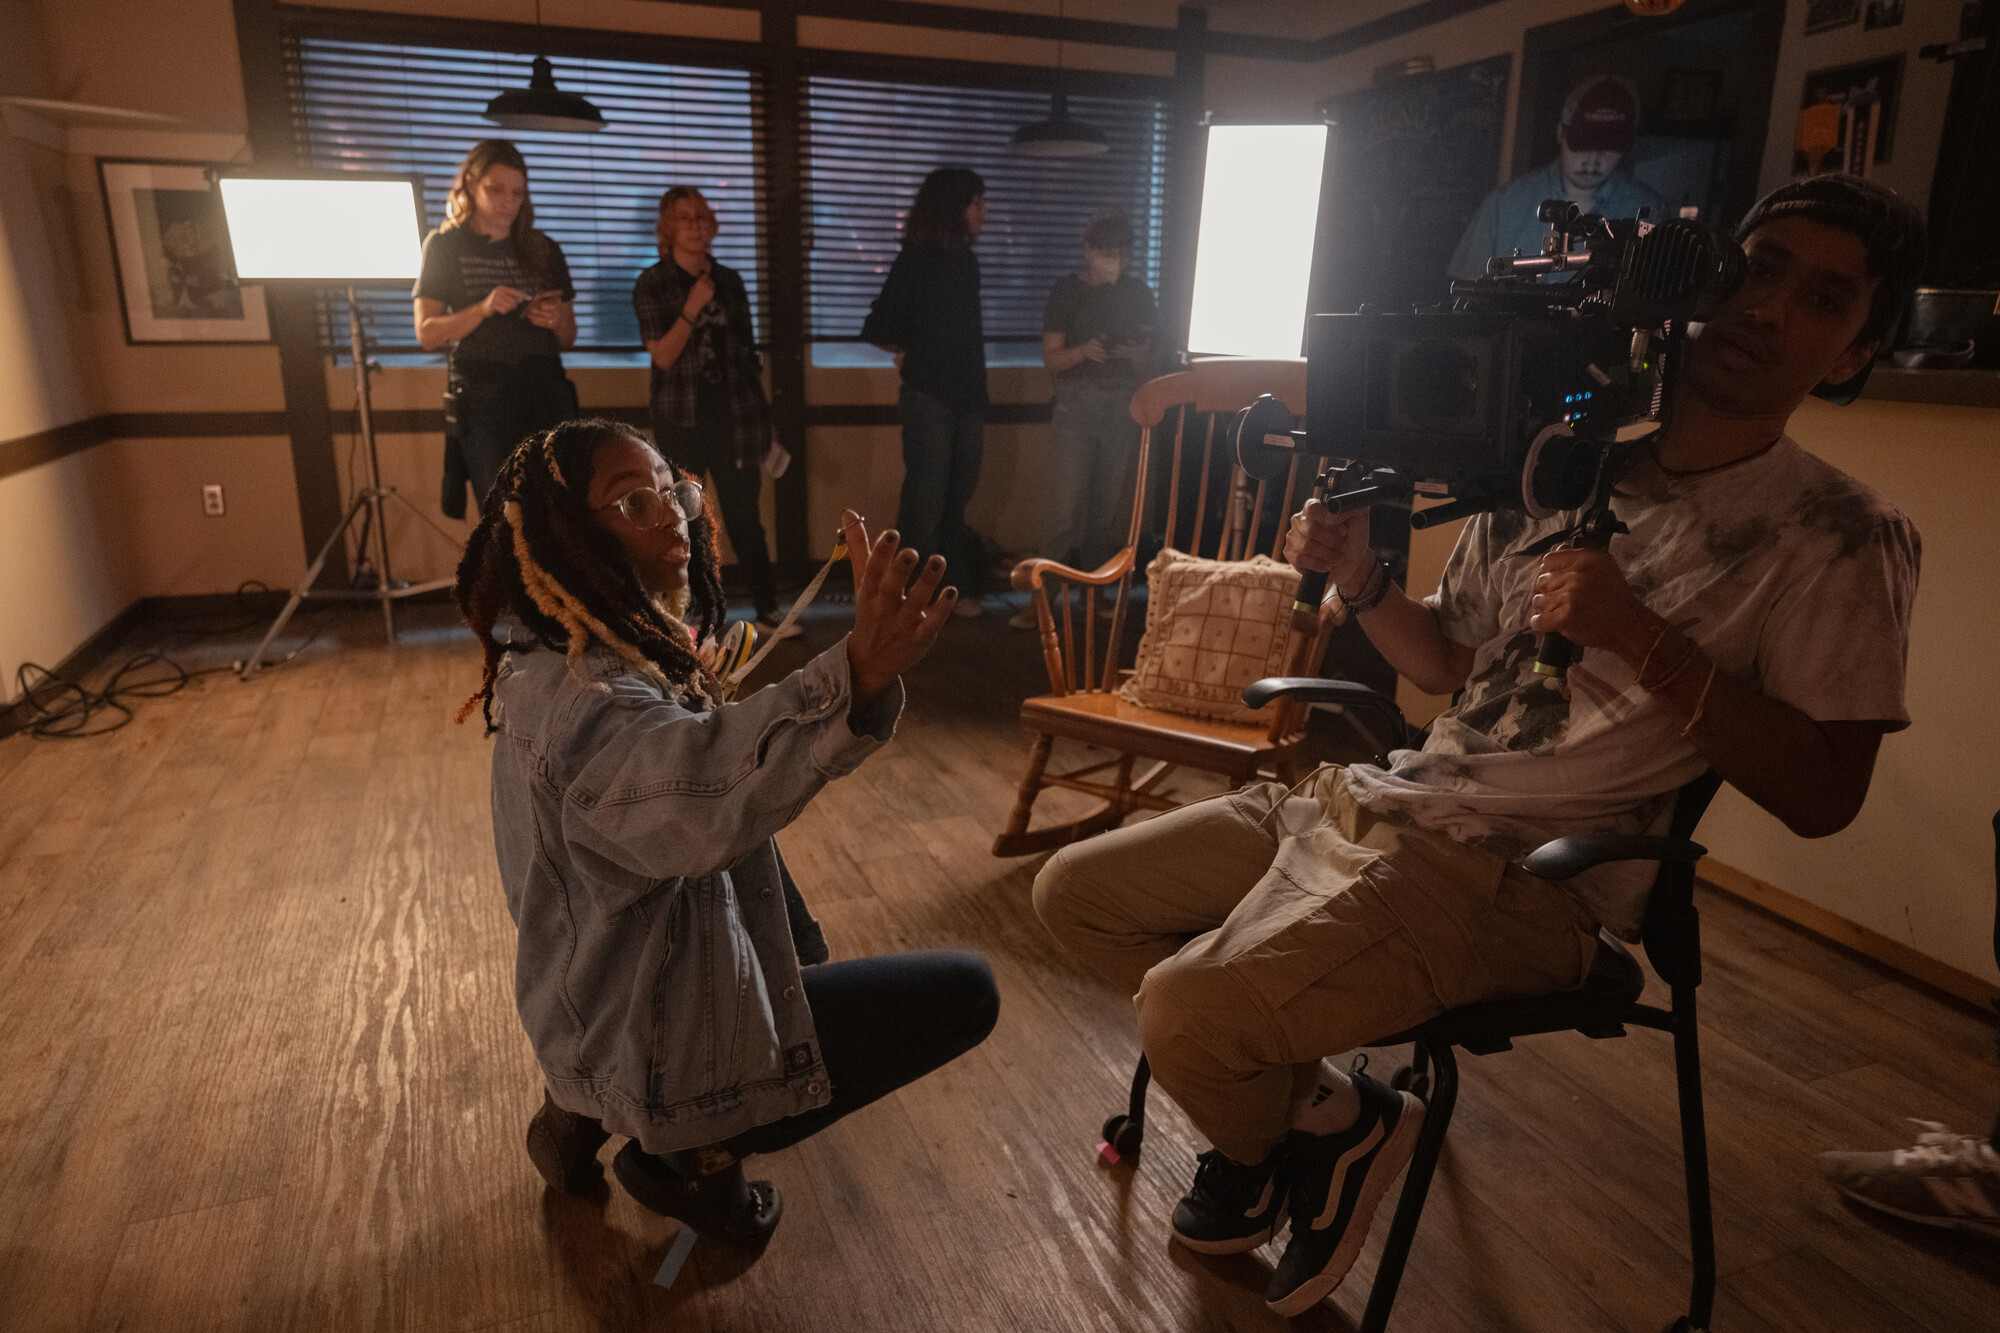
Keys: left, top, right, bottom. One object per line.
{"left": 1118, "top": 549, "right": 1300, "bottom": 723}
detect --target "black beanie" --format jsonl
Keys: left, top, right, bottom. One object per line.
{"left": 1734, "top": 174, "right": 1928, "bottom": 405}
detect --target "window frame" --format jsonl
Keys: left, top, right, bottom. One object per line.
{"left": 795, "top": 48, "right": 1174, "bottom": 351}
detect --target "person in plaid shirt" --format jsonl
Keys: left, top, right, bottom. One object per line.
{"left": 633, "top": 186, "right": 789, "bottom": 635}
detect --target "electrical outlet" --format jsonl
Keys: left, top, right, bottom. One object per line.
{"left": 202, "top": 484, "right": 226, "bottom": 517}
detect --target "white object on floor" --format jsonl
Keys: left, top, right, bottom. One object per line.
{"left": 652, "top": 1224, "right": 700, "bottom": 1287}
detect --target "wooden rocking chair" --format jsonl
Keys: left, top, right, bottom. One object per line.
{"left": 993, "top": 358, "right": 1338, "bottom": 858}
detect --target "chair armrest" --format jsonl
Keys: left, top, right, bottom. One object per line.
{"left": 1522, "top": 834, "right": 1708, "bottom": 881}
{"left": 1242, "top": 677, "right": 1400, "bottom": 713}
{"left": 1010, "top": 548, "right": 1135, "bottom": 591}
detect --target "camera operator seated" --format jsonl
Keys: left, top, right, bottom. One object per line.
{"left": 454, "top": 418, "right": 997, "bottom": 1244}
{"left": 1033, "top": 175, "right": 1925, "bottom": 1317}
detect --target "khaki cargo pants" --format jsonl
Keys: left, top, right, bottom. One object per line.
{"left": 1032, "top": 768, "right": 1600, "bottom": 1164}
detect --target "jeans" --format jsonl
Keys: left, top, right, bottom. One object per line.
{"left": 655, "top": 417, "right": 779, "bottom": 617}
{"left": 720, "top": 950, "right": 1000, "bottom": 1157}
{"left": 895, "top": 384, "right": 986, "bottom": 594}
{"left": 446, "top": 359, "right": 578, "bottom": 518}
{"left": 1042, "top": 378, "right": 1140, "bottom": 570}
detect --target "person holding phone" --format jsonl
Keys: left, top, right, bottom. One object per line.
{"left": 414, "top": 139, "right": 579, "bottom": 519}
{"left": 632, "top": 186, "right": 790, "bottom": 636}
{"left": 1023, "top": 209, "right": 1155, "bottom": 623}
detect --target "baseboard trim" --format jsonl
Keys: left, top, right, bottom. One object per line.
{"left": 1698, "top": 857, "right": 2000, "bottom": 1011}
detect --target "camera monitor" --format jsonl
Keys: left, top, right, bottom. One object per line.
{"left": 217, "top": 173, "right": 425, "bottom": 282}
{"left": 1186, "top": 123, "right": 1328, "bottom": 359}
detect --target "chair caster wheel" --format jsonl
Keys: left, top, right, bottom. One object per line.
{"left": 1662, "top": 1318, "right": 1707, "bottom": 1333}
{"left": 1390, "top": 1065, "right": 1430, "bottom": 1100}
{"left": 1100, "top": 1114, "right": 1144, "bottom": 1160}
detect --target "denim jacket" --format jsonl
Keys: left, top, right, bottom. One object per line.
{"left": 488, "top": 634, "right": 902, "bottom": 1154}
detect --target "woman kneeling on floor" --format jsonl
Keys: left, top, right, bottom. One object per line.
{"left": 454, "top": 417, "right": 999, "bottom": 1242}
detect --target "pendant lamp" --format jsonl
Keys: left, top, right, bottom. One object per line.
{"left": 484, "top": 54, "right": 607, "bottom": 133}
{"left": 1010, "top": 4, "right": 1107, "bottom": 158}
{"left": 1011, "top": 92, "right": 1109, "bottom": 157}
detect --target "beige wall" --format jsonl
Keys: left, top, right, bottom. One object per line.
{"left": 1704, "top": 400, "right": 2000, "bottom": 987}
{"left": 0, "top": 0, "right": 123, "bottom": 695}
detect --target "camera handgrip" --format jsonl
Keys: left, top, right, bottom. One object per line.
{"left": 1292, "top": 568, "right": 1329, "bottom": 616}
{"left": 1532, "top": 631, "right": 1577, "bottom": 677}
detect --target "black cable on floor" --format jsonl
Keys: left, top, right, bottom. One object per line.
{"left": 11, "top": 653, "right": 234, "bottom": 740}
{"left": 13, "top": 583, "right": 337, "bottom": 740}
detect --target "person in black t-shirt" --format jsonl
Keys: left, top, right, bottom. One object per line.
{"left": 1031, "top": 209, "right": 1155, "bottom": 604}
{"left": 413, "top": 139, "right": 579, "bottom": 518}
{"left": 862, "top": 166, "right": 990, "bottom": 616}
{"left": 632, "top": 186, "right": 788, "bottom": 635}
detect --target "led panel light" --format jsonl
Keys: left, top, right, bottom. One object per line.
{"left": 1186, "top": 124, "right": 1329, "bottom": 359}
{"left": 218, "top": 176, "right": 425, "bottom": 281}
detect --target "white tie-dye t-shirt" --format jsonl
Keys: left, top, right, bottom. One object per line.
{"left": 1341, "top": 437, "right": 1920, "bottom": 937}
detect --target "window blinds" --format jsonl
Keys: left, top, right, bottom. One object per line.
{"left": 288, "top": 37, "right": 765, "bottom": 353}
{"left": 804, "top": 75, "right": 1171, "bottom": 342}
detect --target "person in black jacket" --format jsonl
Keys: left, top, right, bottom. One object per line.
{"left": 862, "top": 166, "right": 989, "bottom": 616}
{"left": 633, "top": 186, "right": 791, "bottom": 635}
{"left": 414, "top": 139, "right": 579, "bottom": 519}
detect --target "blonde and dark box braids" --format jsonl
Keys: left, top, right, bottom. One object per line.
{"left": 454, "top": 418, "right": 728, "bottom": 732}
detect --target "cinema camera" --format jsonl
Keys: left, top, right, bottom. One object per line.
{"left": 1231, "top": 200, "right": 1746, "bottom": 676}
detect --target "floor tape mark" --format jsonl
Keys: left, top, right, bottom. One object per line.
{"left": 652, "top": 1225, "right": 699, "bottom": 1288}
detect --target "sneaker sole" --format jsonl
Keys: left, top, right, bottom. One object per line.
{"left": 1267, "top": 1091, "right": 1425, "bottom": 1318}
{"left": 1831, "top": 1182, "right": 2000, "bottom": 1237}
{"left": 1171, "top": 1202, "right": 1288, "bottom": 1256}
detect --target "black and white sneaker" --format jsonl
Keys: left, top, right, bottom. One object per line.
{"left": 1265, "top": 1063, "right": 1424, "bottom": 1316}
{"left": 1170, "top": 1145, "right": 1290, "bottom": 1254}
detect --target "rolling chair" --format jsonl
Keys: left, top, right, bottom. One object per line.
{"left": 1096, "top": 675, "right": 1725, "bottom": 1333}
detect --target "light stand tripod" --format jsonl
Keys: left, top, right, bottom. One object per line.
{"left": 239, "top": 284, "right": 461, "bottom": 680}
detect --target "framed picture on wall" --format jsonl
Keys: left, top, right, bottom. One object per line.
{"left": 1804, "top": 0, "right": 1861, "bottom": 35}
{"left": 97, "top": 158, "right": 269, "bottom": 344}
{"left": 1797, "top": 54, "right": 1905, "bottom": 176}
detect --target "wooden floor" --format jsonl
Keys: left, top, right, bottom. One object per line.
{"left": 2, "top": 597, "right": 1997, "bottom": 1333}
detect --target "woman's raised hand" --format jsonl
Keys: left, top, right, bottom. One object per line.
{"left": 682, "top": 272, "right": 716, "bottom": 321}
{"left": 840, "top": 508, "right": 953, "bottom": 713}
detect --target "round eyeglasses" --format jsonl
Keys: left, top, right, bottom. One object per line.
{"left": 597, "top": 478, "right": 704, "bottom": 530}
